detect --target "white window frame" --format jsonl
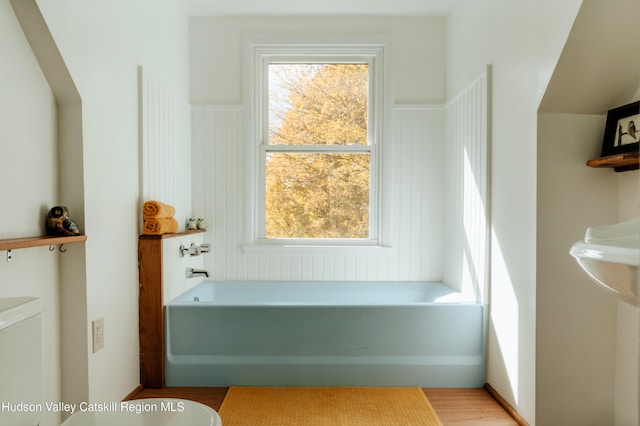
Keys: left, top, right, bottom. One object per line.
{"left": 244, "top": 38, "right": 389, "bottom": 249}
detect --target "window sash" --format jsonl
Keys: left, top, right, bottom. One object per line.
{"left": 262, "top": 58, "right": 376, "bottom": 149}
{"left": 258, "top": 145, "right": 377, "bottom": 242}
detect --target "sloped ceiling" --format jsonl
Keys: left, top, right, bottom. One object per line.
{"left": 539, "top": 0, "right": 640, "bottom": 114}
{"left": 10, "top": 0, "right": 80, "bottom": 105}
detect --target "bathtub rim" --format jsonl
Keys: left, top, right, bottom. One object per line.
{"left": 166, "top": 280, "right": 478, "bottom": 307}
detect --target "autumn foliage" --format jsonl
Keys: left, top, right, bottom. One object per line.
{"left": 266, "top": 64, "right": 370, "bottom": 238}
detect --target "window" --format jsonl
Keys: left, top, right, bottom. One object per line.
{"left": 252, "top": 44, "right": 384, "bottom": 246}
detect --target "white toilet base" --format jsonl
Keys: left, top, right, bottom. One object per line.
{"left": 60, "top": 398, "right": 221, "bottom": 425}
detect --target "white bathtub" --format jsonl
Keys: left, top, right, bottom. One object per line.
{"left": 165, "top": 281, "right": 486, "bottom": 387}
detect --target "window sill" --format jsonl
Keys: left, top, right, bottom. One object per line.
{"left": 241, "top": 242, "right": 392, "bottom": 256}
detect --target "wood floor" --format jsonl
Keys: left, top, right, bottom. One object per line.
{"left": 132, "top": 387, "right": 519, "bottom": 425}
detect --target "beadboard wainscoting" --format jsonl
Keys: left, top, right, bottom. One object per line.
{"left": 191, "top": 105, "right": 446, "bottom": 282}
{"left": 139, "top": 67, "right": 193, "bottom": 229}
{"left": 443, "top": 69, "right": 491, "bottom": 302}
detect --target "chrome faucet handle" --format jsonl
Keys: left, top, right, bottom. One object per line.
{"left": 179, "top": 243, "right": 202, "bottom": 257}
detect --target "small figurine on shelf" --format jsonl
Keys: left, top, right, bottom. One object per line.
{"left": 187, "top": 218, "right": 198, "bottom": 230}
{"left": 196, "top": 218, "right": 206, "bottom": 230}
{"left": 46, "top": 206, "right": 80, "bottom": 236}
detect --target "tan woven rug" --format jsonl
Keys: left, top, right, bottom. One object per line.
{"left": 218, "top": 386, "right": 443, "bottom": 426}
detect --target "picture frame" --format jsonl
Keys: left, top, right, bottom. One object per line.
{"left": 600, "top": 101, "right": 640, "bottom": 157}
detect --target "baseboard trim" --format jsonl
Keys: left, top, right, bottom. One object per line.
{"left": 484, "top": 383, "right": 530, "bottom": 426}
{"left": 122, "top": 384, "right": 144, "bottom": 401}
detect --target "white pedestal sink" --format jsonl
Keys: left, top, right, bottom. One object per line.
{"left": 570, "top": 217, "right": 640, "bottom": 306}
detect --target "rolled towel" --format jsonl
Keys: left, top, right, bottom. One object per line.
{"left": 142, "top": 217, "right": 179, "bottom": 235}
{"left": 143, "top": 200, "right": 176, "bottom": 218}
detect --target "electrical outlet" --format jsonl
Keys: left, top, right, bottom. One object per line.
{"left": 92, "top": 317, "right": 104, "bottom": 353}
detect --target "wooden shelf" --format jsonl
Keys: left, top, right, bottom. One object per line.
{"left": 0, "top": 234, "right": 87, "bottom": 251}
{"left": 139, "top": 229, "right": 206, "bottom": 240}
{"left": 587, "top": 152, "right": 639, "bottom": 172}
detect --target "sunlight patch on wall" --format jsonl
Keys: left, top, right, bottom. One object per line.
{"left": 490, "top": 226, "right": 520, "bottom": 403}
{"left": 462, "top": 147, "right": 488, "bottom": 300}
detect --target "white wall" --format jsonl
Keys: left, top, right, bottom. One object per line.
{"left": 1, "top": 0, "right": 190, "bottom": 423}
{"left": 36, "top": 0, "right": 189, "bottom": 406}
{"left": 447, "top": 0, "right": 583, "bottom": 423}
{"left": 190, "top": 17, "right": 448, "bottom": 282}
{"left": 0, "top": 0, "right": 57, "bottom": 240}
{"left": 537, "top": 113, "right": 619, "bottom": 425}
{"left": 614, "top": 92, "right": 639, "bottom": 426}
{"left": 190, "top": 16, "right": 445, "bottom": 105}
{"left": 615, "top": 168, "right": 639, "bottom": 425}
{"left": 537, "top": 117, "right": 639, "bottom": 426}
{"left": 0, "top": 3, "right": 61, "bottom": 424}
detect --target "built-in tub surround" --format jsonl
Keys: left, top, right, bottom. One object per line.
{"left": 165, "top": 281, "right": 487, "bottom": 387}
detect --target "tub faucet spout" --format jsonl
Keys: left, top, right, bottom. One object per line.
{"left": 186, "top": 268, "right": 209, "bottom": 278}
